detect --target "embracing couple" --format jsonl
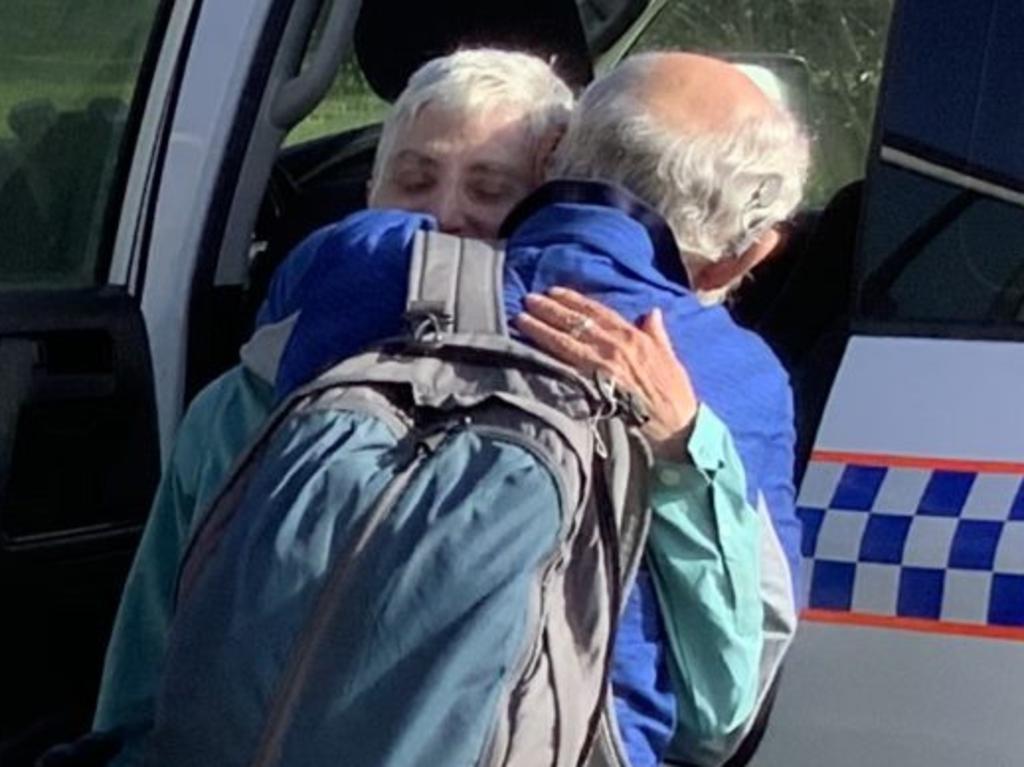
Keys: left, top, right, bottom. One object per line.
{"left": 93, "top": 48, "right": 807, "bottom": 767}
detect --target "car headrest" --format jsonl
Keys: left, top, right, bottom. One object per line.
{"left": 353, "top": 0, "right": 594, "bottom": 101}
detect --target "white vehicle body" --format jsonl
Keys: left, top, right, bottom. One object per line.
{"left": 1, "top": 0, "right": 1020, "bottom": 764}
{"left": 755, "top": 338, "right": 1024, "bottom": 767}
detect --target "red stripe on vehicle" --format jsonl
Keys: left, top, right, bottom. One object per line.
{"left": 809, "top": 450, "right": 1024, "bottom": 475}
{"left": 802, "top": 608, "right": 1024, "bottom": 643}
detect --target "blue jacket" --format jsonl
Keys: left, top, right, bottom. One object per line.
{"left": 274, "top": 181, "right": 799, "bottom": 575}
{"left": 270, "top": 181, "right": 799, "bottom": 766}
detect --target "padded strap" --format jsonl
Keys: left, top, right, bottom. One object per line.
{"left": 583, "top": 710, "right": 629, "bottom": 767}
{"left": 599, "top": 418, "right": 653, "bottom": 602}
{"left": 406, "top": 230, "right": 506, "bottom": 336}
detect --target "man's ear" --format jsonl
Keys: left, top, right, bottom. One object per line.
{"left": 691, "top": 228, "right": 782, "bottom": 292}
{"left": 533, "top": 124, "right": 567, "bottom": 184}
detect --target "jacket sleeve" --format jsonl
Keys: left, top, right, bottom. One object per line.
{"left": 645, "top": 403, "right": 763, "bottom": 744}
{"left": 92, "top": 367, "right": 272, "bottom": 766}
{"left": 760, "top": 380, "right": 802, "bottom": 599}
{"left": 91, "top": 399, "right": 208, "bottom": 763}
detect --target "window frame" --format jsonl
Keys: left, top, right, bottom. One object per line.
{"left": 94, "top": 0, "right": 179, "bottom": 286}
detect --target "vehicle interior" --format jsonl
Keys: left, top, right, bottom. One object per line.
{"left": 0, "top": 0, "right": 894, "bottom": 763}
{"left": 200, "top": 0, "right": 868, "bottom": 480}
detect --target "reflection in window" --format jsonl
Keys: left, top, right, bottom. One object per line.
{"left": 629, "top": 0, "right": 894, "bottom": 204}
{"left": 0, "top": 0, "right": 162, "bottom": 288}
{"left": 856, "top": 0, "right": 1024, "bottom": 329}
{"left": 858, "top": 167, "right": 1024, "bottom": 326}
{"left": 285, "top": 53, "right": 389, "bottom": 146}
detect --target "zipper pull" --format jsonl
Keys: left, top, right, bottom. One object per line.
{"left": 415, "top": 415, "right": 470, "bottom": 455}
{"left": 417, "top": 428, "right": 447, "bottom": 455}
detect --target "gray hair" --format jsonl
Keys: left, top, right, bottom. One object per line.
{"left": 371, "top": 48, "right": 575, "bottom": 185}
{"left": 551, "top": 54, "right": 810, "bottom": 296}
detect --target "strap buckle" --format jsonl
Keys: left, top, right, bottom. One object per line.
{"left": 404, "top": 301, "right": 453, "bottom": 342}
{"left": 592, "top": 370, "right": 651, "bottom": 428}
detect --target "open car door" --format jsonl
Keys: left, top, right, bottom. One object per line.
{"left": 0, "top": 2, "right": 169, "bottom": 757}
{"left": 2, "top": 4, "right": 655, "bottom": 760}
{"left": 1, "top": 0, "right": 366, "bottom": 762}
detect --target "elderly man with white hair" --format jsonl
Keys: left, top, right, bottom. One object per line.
{"left": 545, "top": 52, "right": 807, "bottom": 305}
{"left": 85, "top": 48, "right": 806, "bottom": 767}
{"left": 518, "top": 52, "right": 808, "bottom": 765}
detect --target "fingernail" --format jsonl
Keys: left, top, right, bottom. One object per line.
{"left": 549, "top": 286, "right": 569, "bottom": 296}
{"left": 525, "top": 293, "right": 542, "bottom": 304}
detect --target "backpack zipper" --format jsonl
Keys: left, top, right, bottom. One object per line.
{"left": 469, "top": 422, "right": 583, "bottom": 766}
{"left": 248, "top": 423, "right": 451, "bottom": 767}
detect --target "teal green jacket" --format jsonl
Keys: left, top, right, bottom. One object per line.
{"left": 94, "top": 352, "right": 762, "bottom": 765}
{"left": 93, "top": 365, "right": 275, "bottom": 766}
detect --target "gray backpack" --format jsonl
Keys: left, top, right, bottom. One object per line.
{"left": 149, "top": 231, "right": 653, "bottom": 767}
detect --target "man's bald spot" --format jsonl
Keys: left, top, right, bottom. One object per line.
{"left": 625, "top": 53, "right": 777, "bottom": 134}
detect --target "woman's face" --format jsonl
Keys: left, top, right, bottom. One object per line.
{"left": 369, "top": 102, "right": 541, "bottom": 240}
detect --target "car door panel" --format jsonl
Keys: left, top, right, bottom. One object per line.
{"left": 0, "top": 290, "right": 159, "bottom": 752}
{"left": 0, "top": 290, "right": 159, "bottom": 547}
{"left": 0, "top": 1, "right": 171, "bottom": 759}
{"left": 751, "top": 0, "right": 1024, "bottom": 762}
{"left": 752, "top": 338, "right": 1024, "bottom": 767}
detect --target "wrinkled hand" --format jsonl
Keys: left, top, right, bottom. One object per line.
{"left": 515, "top": 287, "right": 698, "bottom": 459}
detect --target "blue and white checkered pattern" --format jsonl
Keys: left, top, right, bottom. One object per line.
{"left": 798, "top": 462, "right": 1024, "bottom": 627}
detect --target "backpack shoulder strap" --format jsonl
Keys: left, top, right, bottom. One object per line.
{"left": 599, "top": 417, "right": 652, "bottom": 600}
{"left": 406, "top": 229, "right": 507, "bottom": 336}
{"left": 582, "top": 420, "right": 652, "bottom": 767}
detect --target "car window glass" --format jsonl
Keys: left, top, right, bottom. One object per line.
{"left": 577, "top": 0, "right": 649, "bottom": 53}
{"left": 286, "top": 51, "right": 389, "bottom": 147}
{"left": 629, "top": 0, "right": 894, "bottom": 205}
{"left": 856, "top": 0, "right": 1024, "bottom": 330}
{"left": 0, "top": 0, "right": 164, "bottom": 289}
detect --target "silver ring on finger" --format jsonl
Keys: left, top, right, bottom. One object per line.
{"left": 568, "top": 315, "right": 594, "bottom": 340}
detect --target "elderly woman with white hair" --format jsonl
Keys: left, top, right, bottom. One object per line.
{"left": 89, "top": 49, "right": 578, "bottom": 767}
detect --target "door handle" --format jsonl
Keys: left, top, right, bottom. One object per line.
{"left": 31, "top": 330, "right": 117, "bottom": 400}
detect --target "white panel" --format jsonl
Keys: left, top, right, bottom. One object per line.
{"left": 941, "top": 571, "right": 993, "bottom": 623}
{"left": 870, "top": 468, "right": 931, "bottom": 515}
{"left": 814, "top": 512, "right": 868, "bottom": 562}
{"left": 850, "top": 563, "right": 899, "bottom": 615}
{"left": 961, "top": 474, "right": 1024, "bottom": 520}
{"left": 796, "top": 462, "right": 844, "bottom": 507}
{"left": 751, "top": 623, "right": 1024, "bottom": 767}
{"left": 994, "top": 522, "right": 1024, "bottom": 574}
{"left": 140, "top": 0, "right": 276, "bottom": 459}
{"left": 109, "top": 0, "right": 199, "bottom": 286}
{"left": 775, "top": 339, "right": 1024, "bottom": 767}
{"left": 815, "top": 337, "right": 1024, "bottom": 462}
{"left": 902, "top": 517, "right": 957, "bottom": 568}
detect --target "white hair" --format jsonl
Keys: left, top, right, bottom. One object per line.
{"left": 371, "top": 48, "right": 575, "bottom": 185}
{"left": 551, "top": 53, "right": 810, "bottom": 300}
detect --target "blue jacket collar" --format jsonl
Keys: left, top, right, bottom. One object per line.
{"left": 500, "top": 179, "right": 690, "bottom": 291}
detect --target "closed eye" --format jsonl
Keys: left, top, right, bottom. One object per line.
{"left": 468, "top": 174, "right": 524, "bottom": 203}
{"left": 394, "top": 173, "right": 436, "bottom": 195}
